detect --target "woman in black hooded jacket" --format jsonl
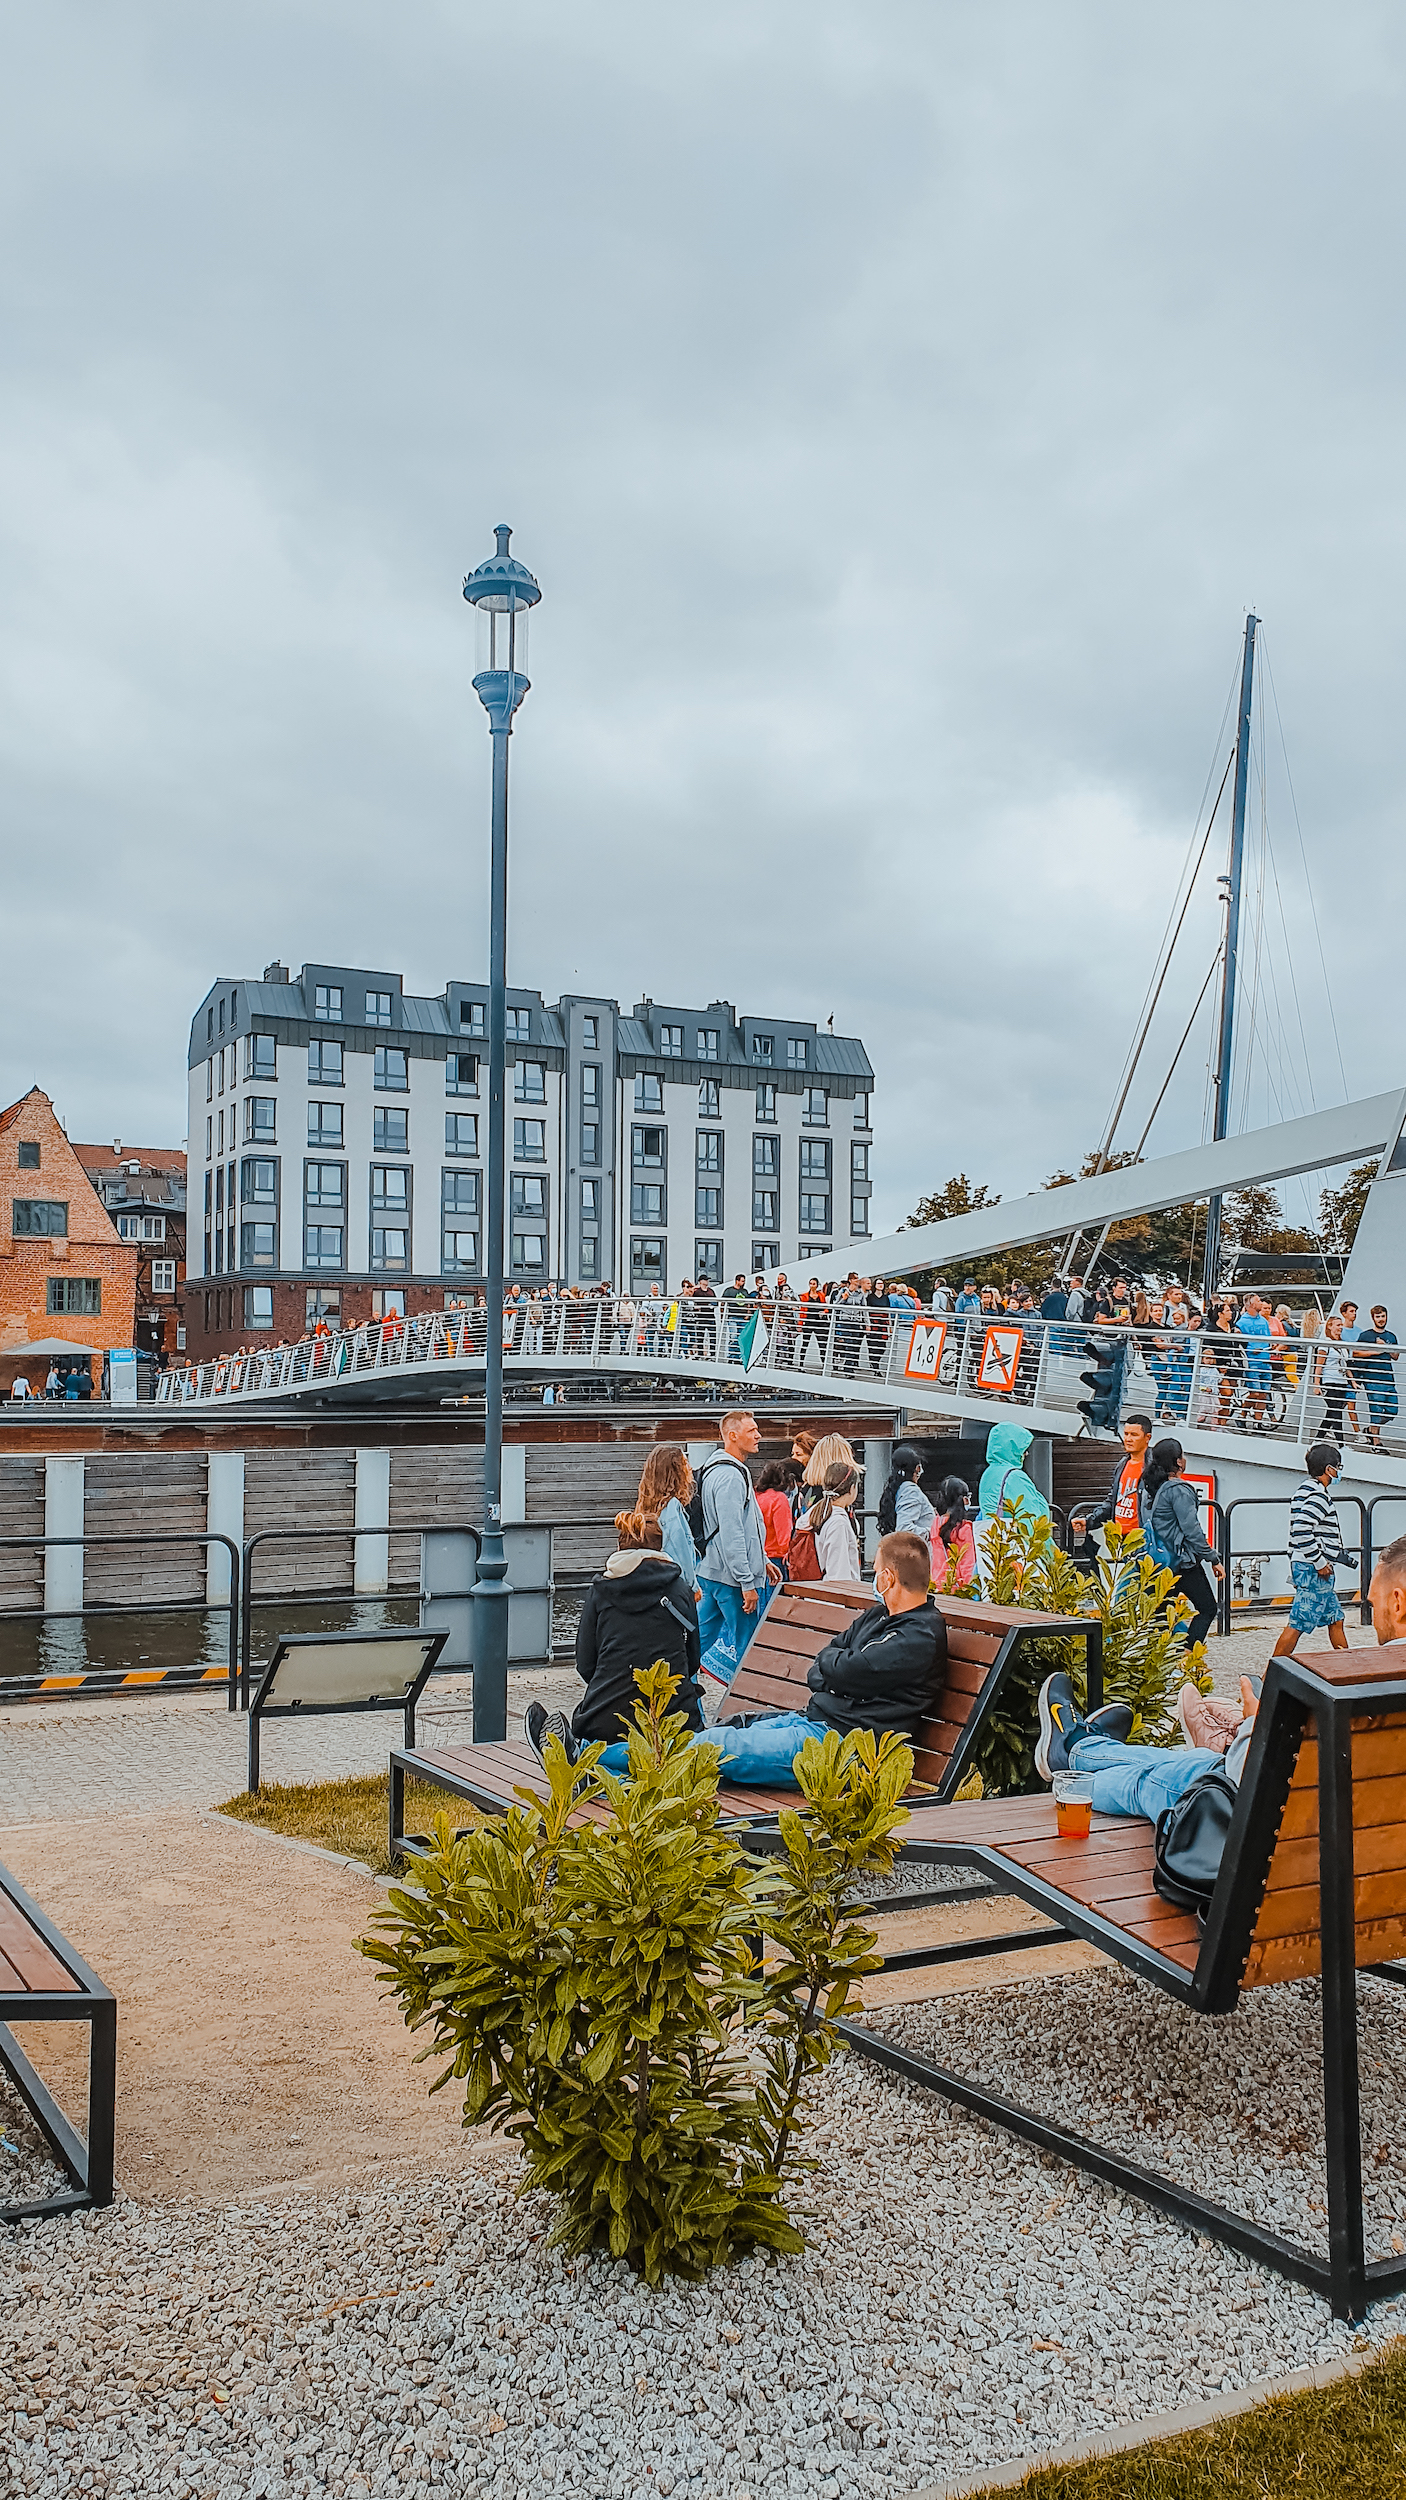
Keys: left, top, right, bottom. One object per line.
{"left": 571, "top": 1510, "right": 704, "bottom": 1743}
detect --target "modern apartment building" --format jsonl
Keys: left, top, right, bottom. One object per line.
{"left": 184, "top": 962, "right": 875, "bottom": 1355}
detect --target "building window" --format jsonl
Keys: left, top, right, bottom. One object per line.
{"left": 217, "top": 1111, "right": 224, "bottom": 1156}
{"left": 443, "top": 1169, "right": 480, "bottom": 1217}
{"left": 205, "top": 1117, "right": 213, "bottom": 1159}
{"left": 314, "top": 984, "right": 343, "bottom": 1021}
{"left": 852, "top": 1143, "right": 870, "bottom": 1181}
{"left": 800, "top": 1193, "right": 831, "bottom": 1233}
{"left": 579, "top": 1235, "right": 598, "bottom": 1279}
{"left": 506, "top": 1007, "right": 532, "bottom": 1041}
{"left": 581, "top": 1123, "right": 600, "bottom": 1163}
{"left": 751, "top": 1032, "right": 773, "bottom": 1062}
{"left": 219, "top": 997, "right": 225, "bottom": 1032}
{"left": 230, "top": 989, "right": 239, "bottom": 1026}
{"left": 442, "top": 1228, "right": 478, "bottom": 1273}
{"left": 694, "top": 1185, "right": 721, "bottom": 1227}
{"left": 304, "top": 1163, "right": 344, "bottom": 1208}
{"left": 581, "top": 1064, "right": 600, "bottom": 1108}
{"left": 696, "top": 1130, "right": 722, "bottom": 1174}
{"left": 306, "top": 1287, "right": 340, "bottom": 1324}
{"left": 459, "top": 998, "right": 486, "bottom": 1035}
{"left": 446, "top": 1052, "right": 479, "bottom": 1094}
{"left": 699, "top": 1079, "right": 721, "bottom": 1118}
{"left": 802, "top": 1089, "right": 829, "bottom": 1126}
{"left": 800, "top": 1139, "right": 832, "bottom": 1181}
{"left": 373, "top": 1107, "right": 408, "bottom": 1154}
{"left": 241, "top": 1222, "right": 277, "bottom": 1268}
{"left": 244, "top": 1285, "right": 274, "bottom": 1329}
{"left": 752, "top": 1190, "right": 779, "bottom": 1231}
{"left": 116, "top": 1214, "right": 167, "bottom": 1242}
{"left": 207, "top": 1007, "right": 214, "bottom": 1042}
{"left": 245, "top": 1033, "right": 277, "bottom": 1079}
{"left": 581, "top": 1179, "right": 599, "bottom": 1218}
{"left": 365, "top": 990, "right": 392, "bottom": 1026}
{"left": 697, "top": 1028, "right": 719, "bottom": 1061}
{"left": 660, "top": 1023, "right": 683, "bottom": 1056}
{"left": 242, "top": 1157, "right": 278, "bottom": 1204}
{"left": 786, "top": 1038, "right": 808, "bottom": 1068}
{"left": 374, "top": 1047, "right": 409, "bottom": 1090}
{"left": 305, "top": 1225, "right": 344, "bottom": 1267}
{"left": 13, "top": 1200, "right": 67, "bottom": 1237}
{"left": 242, "top": 1099, "right": 275, "bottom": 1144}
{"left": 511, "top": 1175, "right": 547, "bottom": 1221}
{"left": 446, "top": 1113, "right": 479, "bottom": 1156}
{"left": 582, "top": 1014, "right": 599, "bottom": 1049}
{"left": 694, "top": 1240, "right": 722, "bottom": 1282}
{"left": 634, "top": 1073, "right": 663, "bottom": 1114}
{"left": 17, "top": 1141, "right": 39, "bottom": 1169}
{"left": 753, "top": 1133, "right": 779, "bottom": 1178}
{"left": 372, "top": 1289, "right": 406, "bottom": 1319}
{"left": 513, "top": 1119, "right": 546, "bottom": 1161}
{"left": 514, "top": 1060, "right": 546, "bottom": 1102}
{"left": 206, "top": 1060, "right": 213, "bottom": 1103}
{"left": 152, "top": 1259, "right": 177, "bottom": 1295}
{"left": 308, "top": 1102, "right": 343, "bottom": 1148}
{"left": 851, "top": 1194, "right": 871, "bottom": 1235}
{"left": 631, "top": 1236, "right": 665, "bottom": 1285}
{"left": 47, "top": 1277, "right": 101, "bottom": 1315}
{"left": 752, "top": 1241, "right": 781, "bottom": 1270}
{"left": 632, "top": 1124, "right": 665, "bottom": 1172}
{"left": 371, "top": 1227, "right": 409, "bottom": 1270}
{"left": 371, "top": 1166, "right": 410, "bottom": 1211}
{"left": 756, "top": 1084, "right": 776, "bottom": 1121}
{"left": 634, "top": 1182, "right": 667, "bottom": 1224}
{"left": 511, "top": 1230, "right": 547, "bottom": 1272}
{"left": 308, "top": 1039, "right": 342, "bottom": 1084}
{"left": 854, "top": 1094, "right": 870, "bottom": 1128}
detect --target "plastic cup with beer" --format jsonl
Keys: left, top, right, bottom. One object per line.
{"left": 1052, "top": 1770, "right": 1093, "bottom": 1838}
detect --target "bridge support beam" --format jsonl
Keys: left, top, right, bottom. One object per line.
{"left": 206, "top": 1453, "right": 244, "bottom": 1607}
{"left": 44, "top": 1456, "right": 84, "bottom": 1616}
{"left": 354, "top": 1448, "right": 391, "bottom": 1595}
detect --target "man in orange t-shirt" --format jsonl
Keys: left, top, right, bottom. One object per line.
{"left": 1071, "top": 1414, "right": 1153, "bottom": 1549}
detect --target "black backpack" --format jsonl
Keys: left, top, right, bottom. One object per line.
{"left": 684, "top": 1456, "right": 752, "bottom": 1561}
{"left": 1152, "top": 1769, "right": 1239, "bottom": 1917}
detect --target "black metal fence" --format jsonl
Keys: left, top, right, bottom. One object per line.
{"left": 0, "top": 1534, "right": 242, "bottom": 1706}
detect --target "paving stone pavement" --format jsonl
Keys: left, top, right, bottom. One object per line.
{"left": 0, "top": 1665, "right": 582, "bottom": 1827}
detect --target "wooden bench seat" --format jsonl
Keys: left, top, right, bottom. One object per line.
{"left": 840, "top": 1649, "right": 1406, "bottom": 2322}
{"left": 0, "top": 1862, "right": 115, "bottom": 2223}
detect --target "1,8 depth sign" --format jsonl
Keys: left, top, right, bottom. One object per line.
{"left": 903, "top": 1320, "right": 947, "bottom": 1381}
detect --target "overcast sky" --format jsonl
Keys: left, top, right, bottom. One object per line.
{"left": 2, "top": 3, "right": 1402, "bottom": 1233}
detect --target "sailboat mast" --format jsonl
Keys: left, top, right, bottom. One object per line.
{"left": 1201, "top": 611, "right": 1258, "bottom": 1304}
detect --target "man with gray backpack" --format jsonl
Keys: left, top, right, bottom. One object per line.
{"left": 686, "top": 1408, "right": 783, "bottom": 1695}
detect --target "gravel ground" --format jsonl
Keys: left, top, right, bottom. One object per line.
{"left": 4, "top": 2025, "right": 1403, "bottom": 2500}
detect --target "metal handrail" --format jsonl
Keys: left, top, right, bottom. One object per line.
{"left": 239, "top": 1520, "right": 482, "bottom": 1705}
{"left": 0, "top": 1533, "right": 242, "bottom": 1708}
{"left": 1217, "top": 1495, "right": 1370, "bottom": 1637}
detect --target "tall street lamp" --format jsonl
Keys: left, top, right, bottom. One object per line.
{"left": 463, "top": 523, "right": 541, "bottom": 1744}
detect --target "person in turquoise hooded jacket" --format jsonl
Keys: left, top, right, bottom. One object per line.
{"left": 977, "top": 1421, "right": 1050, "bottom": 1525}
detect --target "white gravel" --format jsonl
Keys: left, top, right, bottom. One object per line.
{"left": 0, "top": 2078, "right": 66, "bottom": 2214}
{"left": 4, "top": 2025, "right": 1402, "bottom": 2500}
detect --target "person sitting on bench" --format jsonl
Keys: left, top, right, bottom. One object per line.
{"left": 526, "top": 1509, "right": 705, "bottom": 1761}
{"left": 1035, "top": 1669, "right": 1264, "bottom": 1819}
{"left": 525, "top": 1530, "right": 947, "bottom": 1788}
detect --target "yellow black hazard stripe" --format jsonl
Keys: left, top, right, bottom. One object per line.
{"left": 0, "top": 1664, "right": 231, "bottom": 1706}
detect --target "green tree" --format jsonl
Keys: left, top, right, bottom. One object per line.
{"left": 1320, "top": 1161, "right": 1378, "bottom": 1255}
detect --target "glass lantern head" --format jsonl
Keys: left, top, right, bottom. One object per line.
{"left": 463, "top": 525, "right": 541, "bottom": 728}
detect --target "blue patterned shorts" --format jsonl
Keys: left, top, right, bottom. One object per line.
{"left": 1288, "top": 1560, "right": 1344, "bottom": 1631}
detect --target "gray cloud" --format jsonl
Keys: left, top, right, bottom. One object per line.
{"left": 0, "top": 1, "right": 1400, "bottom": 1231}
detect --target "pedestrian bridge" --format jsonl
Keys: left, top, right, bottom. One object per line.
{"left": 158, "top": 1299, "right": 1406, "bottom": 1486}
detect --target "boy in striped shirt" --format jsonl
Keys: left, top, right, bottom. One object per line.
{"left": 1271, "top": 1441, "right": 1354, "bottom": 1659}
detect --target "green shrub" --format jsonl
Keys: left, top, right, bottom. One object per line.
{"left": 358, "top": 1665, "right": 913, "bottom": 2286}
{"left": 972, "top": 1510, "right": 1211, "bottom": 1794}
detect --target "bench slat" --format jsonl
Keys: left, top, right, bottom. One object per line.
{"left": 0, "top": 1895, "right": 79, "bottom": 1996}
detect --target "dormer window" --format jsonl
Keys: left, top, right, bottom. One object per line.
{"left": 751, "top": 1032, "right": 773, "bottom": 1063}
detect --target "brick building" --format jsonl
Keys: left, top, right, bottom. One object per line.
{"left": 74, "top": 1143, "right": 188, "bottom": 1361}
{"left": 0, "top": 1090, "right": 138, "bottom": 1390}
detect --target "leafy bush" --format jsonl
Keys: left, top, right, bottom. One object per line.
{"left": 359, "top": 1665, "right": 913, "bottom": 2286}
{"left": 972, "top": 1510, "right": 1211, "bottom": 1794}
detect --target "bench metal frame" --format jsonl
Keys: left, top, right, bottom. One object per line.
{"left": 247, "top": 1626, "right": 449, "bottom": 1793}
{"left": 0, "top": 1864, "right": 116, "bottom": 2224}
{"left": 838, "top": 1653, "right": 1406, "bottom": 2322}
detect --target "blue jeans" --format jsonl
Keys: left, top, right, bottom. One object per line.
{"left": 1067, "top": 1733, "right": 1221, "bottom": 1821}
{"left": 696, "top": 1576, "right": 768, "bottom": 1686}
{"left": 601, "top": 1709, "right": 814, "bottom": 1787}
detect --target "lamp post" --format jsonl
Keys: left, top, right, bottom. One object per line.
{"left": 463, "top": 524, "right": 541, "bottom": 1743}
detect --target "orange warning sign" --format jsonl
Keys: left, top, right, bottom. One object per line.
{"left": 903, "top": 1319, "right": 948, "bottom": 1382}
{"left": 976, "top": 1324, "right": 1024, "bottom": 1393}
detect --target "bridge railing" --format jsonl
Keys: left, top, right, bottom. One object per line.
{"left": 156, "top": 1301, "right": 1405, "bottom": 1454}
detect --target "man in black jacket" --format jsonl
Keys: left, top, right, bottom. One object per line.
{"left": 528, "top": 1531, "right": 947, "bottom": 1781}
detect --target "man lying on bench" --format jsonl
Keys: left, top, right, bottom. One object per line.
{"left": 1036, "top": 1667, "right": 1262, "bottom": 1812}
{"left": 525, "top": 1528, "right": 946, "bottom": 1785}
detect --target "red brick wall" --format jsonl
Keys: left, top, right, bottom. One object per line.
{"left": 0, "top": 1091, "right": 138, "bottom": 1373}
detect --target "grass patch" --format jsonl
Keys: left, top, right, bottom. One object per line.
{"left": 969, "top": 2337, "right": 1406, "bottom": 2498}
{"left": 215, "top": 1772, "right": 467, "bottom": 1876}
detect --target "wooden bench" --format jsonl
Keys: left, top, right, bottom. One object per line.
{"left": 389, "top": 1581, "right": 1102, "bottom": 1859}
{"left": 1, "top": 1862, "right": 115, "bottom": 2223}
{"left": 838, "top": 1647, "right": 1406, "bottom": 2322}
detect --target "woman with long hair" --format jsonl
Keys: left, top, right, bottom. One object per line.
{"left": 797, "top": 1433, "right": 858, "bottom": 1522}
{"left": 930, "top": 1475, "right": 977, "bottom": 1592}
{"left": 1138, "top": 1437, "right": 1225, "bottom": 1648}
{"left": 528, "top": 1508, "right": 703, "bottom": 1753}
{"left": 877, "top": 1443, "right": 935, "bottom": 1540}
{"left": 812, "top": 1462, "right": 861, "bottom": 1583}
{"left": 1315, "top": 1313, "right": 1354, "bottom": 1445}
{"left": 636, "top": 1444, "right": 698, "bottom": 1592}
